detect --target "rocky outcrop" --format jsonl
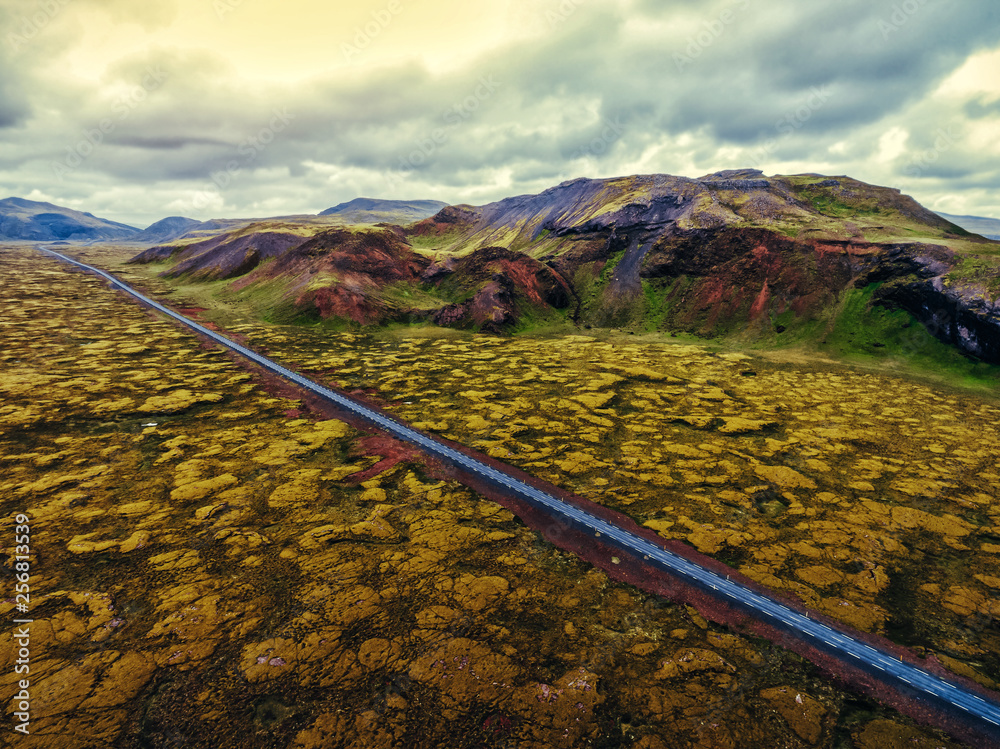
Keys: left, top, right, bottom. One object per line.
{"left": 699, "top": 179, "right": 772, "bottom": 190}
{"left": 874, "top": 276, "right": 1000, "bottom": 362}
{"left": 630, "top": 229, "right": 862, "bottom": 335}
{"left": 635, "top": 229, "right": 1000, "bottom": 360}
{"left": 430, "top": 247, "right": 572, "bottom": 332}
{"left": 288, "top": 227, "right": 427, "bottom": 281}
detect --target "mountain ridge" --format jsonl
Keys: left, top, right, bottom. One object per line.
{"left": 0, "top": 197, "right": 452, "bottom": 243}
{"left": 0, "top": 197, "right": 138, "bottom": 241}
{"left": 319, "top": 197, "right": 449, "bottom": 224}
{"left": 937, "top": 212, "right": 1000, "bottom": 241}
{"left": 128, "top": 170, "right": 1000, "bottom": 364}
{"left": 136, "top": 216, "right": 204, "bottom": 243}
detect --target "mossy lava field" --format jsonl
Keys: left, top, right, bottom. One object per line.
{"left": 3, "top": 244, "right": 1000, "bottom": 748}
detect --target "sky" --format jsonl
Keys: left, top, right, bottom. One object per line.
{"left": 0, "top": 0, "right": 998, "bottom": 228}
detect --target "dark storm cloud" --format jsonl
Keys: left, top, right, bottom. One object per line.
{"left": 0, "top": 60, "right": 28, "bottom": 128}
{"left": 241, "top": 0, "right": 997, "bottom": 194}
{"left": 480, "top": 0, "right": 999, "bottom": 151}
{"left": 2, "top": 0, "right": 999, "bottom": 224}
{"left": 109, "top": 135, "right": 233, "bottom": 150}
{"left": 0, "top": 5, "right": 31, "bottom": 128}
{"left": 964, "top": 97, "right": 1000, "bottom": 120}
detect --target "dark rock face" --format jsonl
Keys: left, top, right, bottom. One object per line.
{"left": 542, "top": 194, "right": 691, "bottom": 238}
{"left": 851, "top": 243, "right": 955, "bottom": 285}
{"left": 450, "top": 247, "right": 572, "bottom": 309}
{"left": 875, "top": 279, "right": 1000, "bottom": 362}
{"left": 420, "top": 256, "right": 457, "bottom": 283}
{"left": 433, "top": 279, "right": 517, "bottom": 334}
{"left": 831, "top": 242, "right": 1000, "bottom": 362}
{"left": 466, "top": 175, "right": 703, "bottom": 243}
{"left": 698, "top": 179, "right": 772, "bottom": 190}
{"left": 646, "top": 232, "right": 1000, "bottom": 363}
{"left": 642, "top": 228, "right": 797, "bottom": 278}
{"left": 629, "top": 230, "right": 863, "bottom": 335}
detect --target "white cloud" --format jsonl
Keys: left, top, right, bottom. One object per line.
{"left": 876, "top": 126, "right": 909, "bottom": 164}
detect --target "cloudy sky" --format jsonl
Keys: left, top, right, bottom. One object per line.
{"left": 0, "top": 0, "right": 998, "bottom": 228}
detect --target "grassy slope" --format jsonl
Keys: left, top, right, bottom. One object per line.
{"left": 743, "top": 284, "right": 1000, "bottom": 392}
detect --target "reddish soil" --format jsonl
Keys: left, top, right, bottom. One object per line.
{"left": 748, "top": 280, "right": 770, "bottom": 320}
{"left": 430, "top": 247, "right": 573, "bottom": 331}
{"left": 407, "top": 204, "right": 479, "bottom": 237}
{"left": 642, "top": 229, "right": 871, "bottom": 334}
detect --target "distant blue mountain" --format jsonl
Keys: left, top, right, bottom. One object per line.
{"left": 0, "top": 197, "right": 139, "bottom": 241}
{"left": 937, "top": 212, "right": 1000, "bottom": 241}
{"left": 319, "top": 197, "right": 448, "bottom": 224}
{"left": 137, "top": 216, "right": 203, "bottom": 243}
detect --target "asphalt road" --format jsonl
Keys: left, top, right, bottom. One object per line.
{"left": 38, "top": 247, "right": 1000, "bottom": 735}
